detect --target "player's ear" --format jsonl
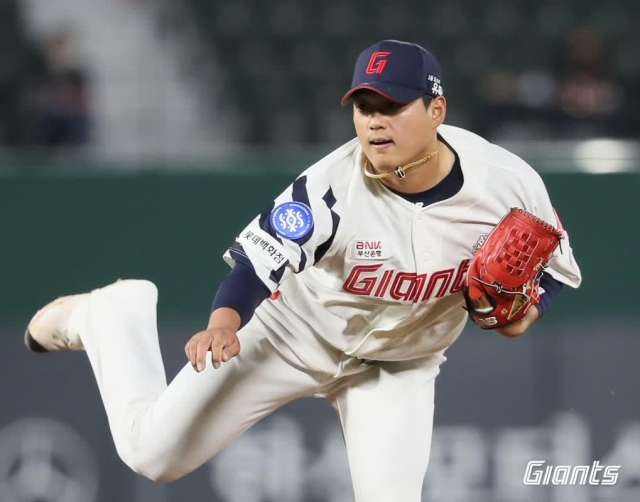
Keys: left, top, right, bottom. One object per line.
{"left": 430, "top": 96, "right": 446, "bottom": 126}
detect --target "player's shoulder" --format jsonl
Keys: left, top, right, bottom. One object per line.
{"left": 297, "top": 138, "right": 361, "bottom": 187}
{"left": 439, "top": 124, "right": 544, "bottom": 186}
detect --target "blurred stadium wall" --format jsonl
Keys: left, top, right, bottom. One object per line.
{"left": 1, "top": 0, "right": 639, "bottom": 501}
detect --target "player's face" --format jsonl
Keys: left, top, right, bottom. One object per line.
{"left": 352, "top": 91, "right": 444, "bottom": 172}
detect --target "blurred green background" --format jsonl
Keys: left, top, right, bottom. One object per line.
{"left": 1, "top": 168, "right": 639, "bottom": 324}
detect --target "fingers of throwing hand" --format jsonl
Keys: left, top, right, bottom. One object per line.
{"left": 195, "top": 335, "right": 214, "bottom": 372}
{"left": 185, "top": 338, "right": 198, "bottom": 370}
{"left": 185, "top": 330, "right": 240, "bottom": 372}
{"left": 224, "top": 337, "right": 240, "bottom": 361}
{"left": 211, "top": 335, "right": 228, "bottom": 369}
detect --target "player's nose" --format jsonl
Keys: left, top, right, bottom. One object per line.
{"left": 367, "top": 112, "right": 386, "bottom": 129}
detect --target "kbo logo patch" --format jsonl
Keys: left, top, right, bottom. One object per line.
{"left": 270, "top": 202, "right": 314, "bottom": 240}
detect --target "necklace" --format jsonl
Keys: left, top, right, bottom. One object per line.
{"left": 361, "top": 148, "right": 439, "bottom": 179}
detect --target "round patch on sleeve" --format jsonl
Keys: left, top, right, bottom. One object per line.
{"left": 270, "top": 202, "right": 314, "bottom": 240}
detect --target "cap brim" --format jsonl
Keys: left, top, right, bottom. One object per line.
{"left": 341, "top": 83, "right": 424, "bottom": 106}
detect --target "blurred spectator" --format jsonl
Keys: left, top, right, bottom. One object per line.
{"left": 33, "top": 24, "right": 93, "bottom": 150}
{"left": 555, "top": 28, "right": 623, "bottom": 129}
{"left": 479, "top": 26, "right": 638, "bottom": 141}
{"left": 0, "top": 0, "right": 44, "bottom": 149}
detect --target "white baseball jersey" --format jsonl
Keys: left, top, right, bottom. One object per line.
{"left": 224, "top": 124, "right": 582, "bottom": 368}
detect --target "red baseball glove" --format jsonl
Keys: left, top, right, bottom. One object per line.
{"left": 464, "top": 208, "right": 563, "bottom": 329}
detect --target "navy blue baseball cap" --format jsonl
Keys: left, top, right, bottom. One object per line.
{"left": 341, "top": 40, "right": 444, "bottom": 106}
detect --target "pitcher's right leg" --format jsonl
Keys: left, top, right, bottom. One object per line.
{"left": 25, "top": 279, "right": 326, "bottom": 482}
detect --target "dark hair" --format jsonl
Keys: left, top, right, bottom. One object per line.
{"left": 423, "top": 96, "right": 433, "bottom": 109}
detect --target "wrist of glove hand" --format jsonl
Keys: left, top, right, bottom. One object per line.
{"left": 494, "top": 302, "right": 540, "bottom": 337}
{"left": 464, "top": 288, "right": 540, "bottom": 335}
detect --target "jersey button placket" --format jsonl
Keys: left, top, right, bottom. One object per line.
{"left": 413, "top": 211, "right": 430, "bottom": 273}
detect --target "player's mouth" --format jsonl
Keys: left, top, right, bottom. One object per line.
{"left": 370, "top": 138, "right": 394, "bottom": 151}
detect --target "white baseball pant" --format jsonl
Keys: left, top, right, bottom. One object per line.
{"left": 68, "top": 279, "right": 444, "bottom": 501}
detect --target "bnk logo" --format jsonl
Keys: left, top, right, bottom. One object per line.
{"left": 523, "top": 460, "right": 620, "bottom": 486}
{"left": 366, "top": 52, "right": 391, "bottom": 75}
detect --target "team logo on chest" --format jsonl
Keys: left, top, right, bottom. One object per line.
{"left": 350, "top": 240, "right": 388, "bottom": 260}
{"left": 343, "top": 260, "right": 471, "bottom": 302}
